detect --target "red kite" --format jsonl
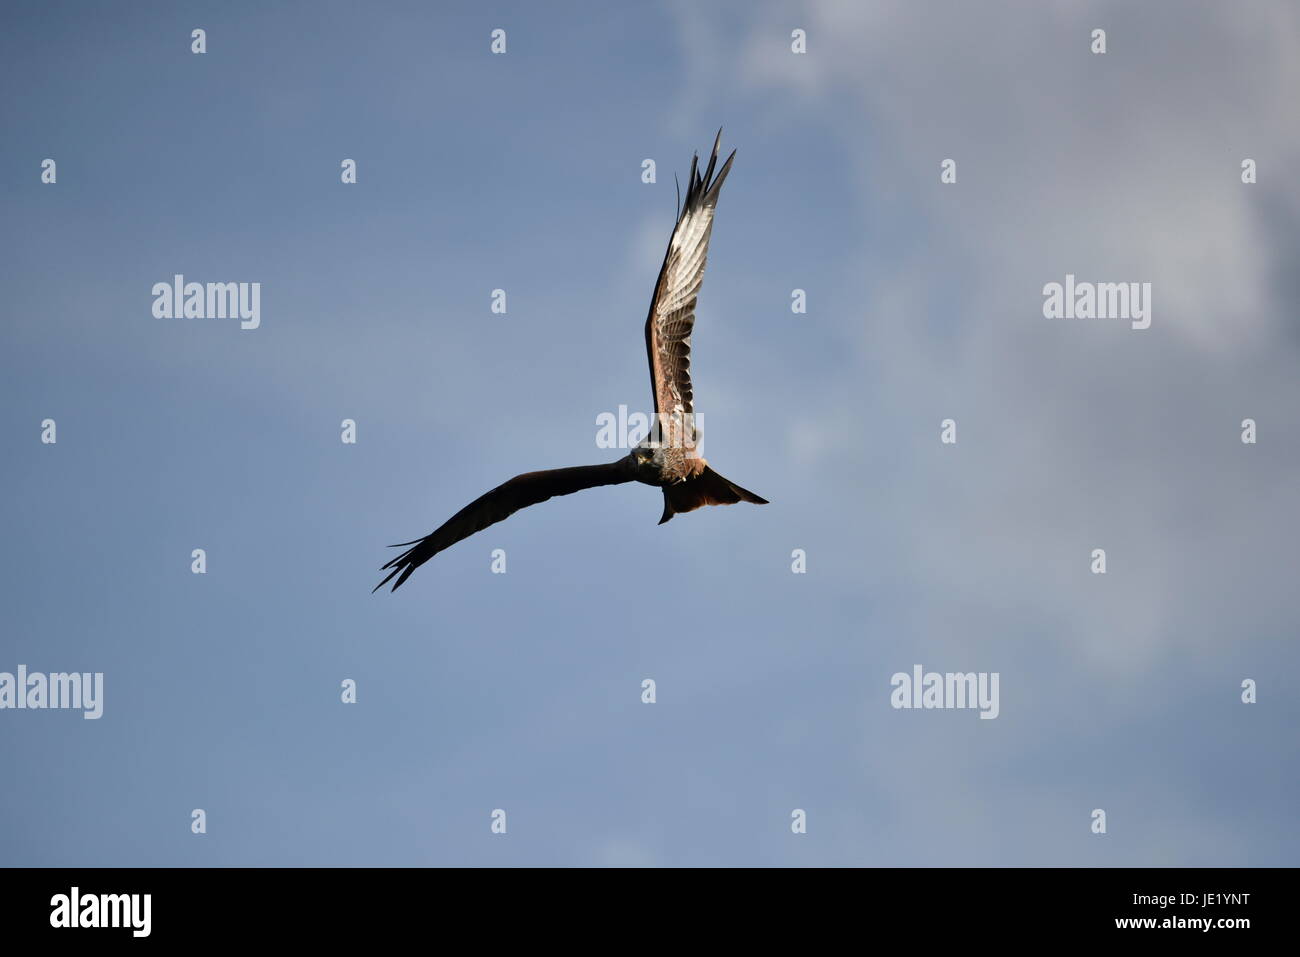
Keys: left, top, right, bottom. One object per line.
{"left": 376, "top": 131, "right": 767, "bottom": 592}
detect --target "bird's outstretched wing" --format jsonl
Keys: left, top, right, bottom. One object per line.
{"left": 375, "top": 461, "right": 633, "bottom": 592}
{"left": 644, "top": 130, "right": 736, "bottom": 421}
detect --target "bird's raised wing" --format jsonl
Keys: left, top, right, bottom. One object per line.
{"left": 644, "top": 130, "right": 735, "bottom": 422}
{"left": 375, "top": 461, "right": 633, "bottom": 592}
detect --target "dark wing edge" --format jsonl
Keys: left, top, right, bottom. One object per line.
{"left": 374, "top": 461, "right": 633, "bottom": 592}
{"left": 643, "top": 129, "right": 737, "bottom": 416}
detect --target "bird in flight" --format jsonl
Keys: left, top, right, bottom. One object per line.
{"left": 375, "top": 131, "right": 767, "bottom": 592}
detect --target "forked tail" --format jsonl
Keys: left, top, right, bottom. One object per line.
{"left": 659, "top": 465, "right": 768, "bottom": 525}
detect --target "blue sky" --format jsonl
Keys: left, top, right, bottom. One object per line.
{"left": 1, "top": 0, "right": 1297, "bottom": 866}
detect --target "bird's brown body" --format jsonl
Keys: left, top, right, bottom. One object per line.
{"left": 375, "top": 132, "right": 766, "bottom": 592}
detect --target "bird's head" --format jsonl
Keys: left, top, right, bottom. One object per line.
{"left": 630, "top": 443, "right": 664, "bottom": 480}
